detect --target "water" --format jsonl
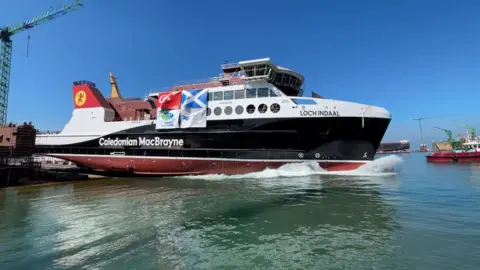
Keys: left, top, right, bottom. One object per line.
{"left": 1, "top": 153, "right": 480, "bottom": 269}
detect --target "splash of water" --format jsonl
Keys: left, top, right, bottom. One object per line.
{"left": 180, "top": 155, "right": 404, "bottom": 180}
{"left": 315, "top": 154, "right": 404, "bottom": 177}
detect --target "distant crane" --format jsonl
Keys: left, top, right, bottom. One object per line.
{"left": 0, "top": 0, "right": 83, "bottom": 126}
{"left": 453, "top": 121, "right": 476, "bottom": 140}
{"left": 410, "top": 116, "right": 436, "bottom": 148}
{"left": 434, "top": 126, "right": 463, "bottom": 149}
{"left": 434, "top": 126, "right": 453, "bottom": 142}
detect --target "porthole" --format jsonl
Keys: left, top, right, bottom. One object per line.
{"left": 246, "top": 104, "right": 255, "bottom": 114}
{"left": 235, "top": 105, "right": 244, "bottom": 114}
{"left": 270, "top": 103, "right": 280, "bottom": 113}
{"left": 207, "top": 107, "right": 212, "bottom": 116}
{"left": 258, "top": 104, "right": 267, "bottom": 113}
{"left": 224, "top": 106, "right": 233, "bottom": 115}
{"left": 214, "top": 107, "right": 222, "bottom": 116}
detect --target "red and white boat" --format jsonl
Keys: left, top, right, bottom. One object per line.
{"left": 35, "top": 58, "right": 392, "bottom": 175}
{"left": 426, "top": 141, "right": 480, "bottom": 162}
{"left": 426, "top": 128, "right": 480, "bottom": 162}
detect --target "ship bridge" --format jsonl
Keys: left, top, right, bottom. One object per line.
{"left": 222, "top": 58, "right": 305, "bottom": 97}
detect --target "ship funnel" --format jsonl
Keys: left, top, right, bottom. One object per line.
{"left": 109, "top": 72, "right": 122, "bottom": 99}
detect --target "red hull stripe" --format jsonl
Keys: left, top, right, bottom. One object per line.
{"left": 48, "top": 154, "right": 368, "bottom": 174}
{"left": 50, "top": 153, "right": 370, "bottom": 163}
{"left": 426, "top": 157, "right": 480, "bottom": 162}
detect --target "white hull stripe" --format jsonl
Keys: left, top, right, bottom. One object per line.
{"left": 48, "top": 153, "right": 371, "bottom": 163}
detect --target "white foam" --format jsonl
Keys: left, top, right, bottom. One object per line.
{"left": 314, "top": 155, "right": 404, "bottom": 177}
{"left": 179, "top": 155, "right": 404, "bottom": 180}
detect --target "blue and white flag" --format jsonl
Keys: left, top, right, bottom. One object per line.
{"left": 180, "top": 89, "right": 208, "bottom": 128}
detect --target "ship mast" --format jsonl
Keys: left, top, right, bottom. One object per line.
{"left": 109, "top": 72, "right": 122, "bottom": 99}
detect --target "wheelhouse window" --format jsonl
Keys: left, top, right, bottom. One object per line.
{"left": 213, "top": 91, "right": 223, "bottom": 101}
{"left": 257, "top": 88, "right": 269, "bottom": 98}
{"left": 234, "top": 89, "right": 245, "bottom": 99}
{"left": 246, "top": 88, "right": 256, "bottom": 98}
{"left": 224, "top": 90, "right": 234, "bottom": 100}
{"left": 269, "top": 89, "right": 278, "bottom": 97}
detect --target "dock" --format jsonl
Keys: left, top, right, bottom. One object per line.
{"left": 0, "top": 122, "right": 105, "bottom": 188}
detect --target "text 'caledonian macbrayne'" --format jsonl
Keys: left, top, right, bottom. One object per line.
{"left": 98, "top": 137, "right": 184, "bottom": 148}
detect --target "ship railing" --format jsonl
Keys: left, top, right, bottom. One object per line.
{"left": 145, "top": 74, "right": 245, "bottom": 97}
{"left": 37, "top": 130, "right": 61, "bottom": 134}
{"left": 217, "top": 71, "right": 245, "bottom": 80}
{"left": 173, "top": 77, "right": 219, "bottom": 86}
{"left": 221, "top": 62, "right": 240, "bottom": 70}
{"left": 146, "top": 87, "right": 174, "bottom": 97}
{"left": 111, "top": 117, "right": 156, "bottom": 122}
{"left": 2, "top": 122, "right": 36, "bottom": 128}
{"left": 73, "top": 80, "right": 96, "bottom": 88}
{"left": 146, "top": 79, "right": 217, "bottom": 96}
{"left": 242, "top": 75, "right": 269, "bottom": 82}
{"left": 122, "top": 97, "right": 143, "bottom": 101}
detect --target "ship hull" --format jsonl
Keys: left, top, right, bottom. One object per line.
{"left": 46, "top": 154, "right": 367, "bottom": 175}
{"left": 36, "top": 117, "right": 390, "bottom": 174}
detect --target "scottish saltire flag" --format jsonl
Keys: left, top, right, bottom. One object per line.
{"left": 155, "top": 91, "right": 182, "bottom": 129}
{"left": 180, "top": 89, "right": 208, "bottom": 128}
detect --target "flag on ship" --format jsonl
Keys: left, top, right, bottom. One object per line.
{"left": 180, "top": 89, "right": 208, "bottom": 128}
{"left": 155, "top": 91, "right": 182, "bottom": 129}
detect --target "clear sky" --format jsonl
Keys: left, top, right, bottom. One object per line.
{"left": 2, "top": 0, "right": 480, "bottom": 148}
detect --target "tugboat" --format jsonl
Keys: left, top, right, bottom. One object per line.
{"left": 35, "top": 58, "right": 392, "bottom": 175}
{"left": 426, "top": 125, "right": 480, "bottom": 162}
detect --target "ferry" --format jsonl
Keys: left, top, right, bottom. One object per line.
{"left": 35, "top": 58, "right": 392, "bottom": 175}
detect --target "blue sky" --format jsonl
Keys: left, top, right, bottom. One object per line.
{"left": 2, "top": 0, "right": 480, "bottom": 148}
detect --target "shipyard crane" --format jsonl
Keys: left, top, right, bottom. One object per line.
{"left": 462, "top": 123, "right": 475, "bottom": 139}
{"left": 453, "top": 121, "right": 476, "bottom": 139}
{"left": 434, "top": 126, "right": 453, "bottom": 142}
{"left": 434, "top": 126, "right": 462, "bottom": 149}
{"left": 410, "top": 116, "right": 436, "bottom": 148}
{"left": 0, "top": 0, "right": 83, "bottom": 126}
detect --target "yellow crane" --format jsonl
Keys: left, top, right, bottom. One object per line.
{"left": 0, "top": 0, "right": 83, "bottom": 126}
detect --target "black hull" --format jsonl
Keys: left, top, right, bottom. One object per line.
{"left": 36, "top": 117, "right": 391, "bottom": 162}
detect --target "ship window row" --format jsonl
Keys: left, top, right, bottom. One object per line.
{"left": 243, "top": 64, "right": 271, "bottom": 77}
{"left": 207, "top": 103, "right": 281, "bottom": 116}
{"left": 207, "top": 88, "right": 279, "bottom": 101}
{"left": 273, "top": 73, "right": 302, "bottom": 89}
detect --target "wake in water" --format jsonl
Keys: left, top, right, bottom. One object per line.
{"left": 180, "top": 155, "right": 404, "bottom": 180}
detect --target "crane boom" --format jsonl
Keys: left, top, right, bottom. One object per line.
{"left": 0, "top": 0, "right": 82, "bottom": 126}
{"left": 3, "top": 1, "right": 83, "bottom": 36}
{"left": 434, "top": 126, "right": 453, "bottom": 142}
{"left": 453, "top": 121, "right": 476, "bottom": 139}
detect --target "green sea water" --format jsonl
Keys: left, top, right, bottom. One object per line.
{"left": 1, "top": 153, "right": 480, "bottom": 269}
